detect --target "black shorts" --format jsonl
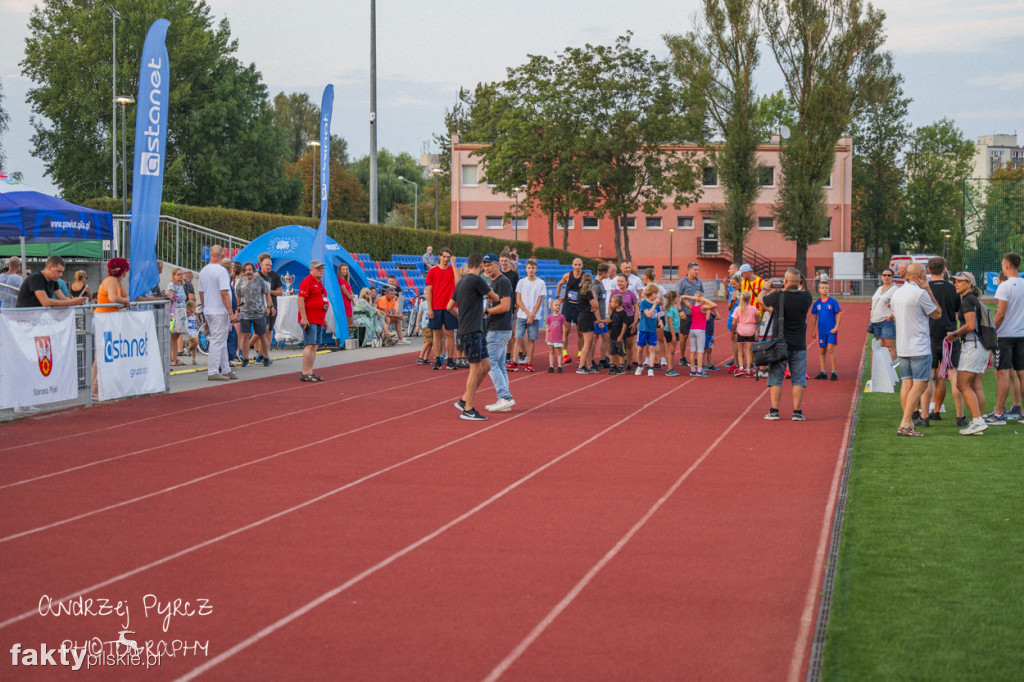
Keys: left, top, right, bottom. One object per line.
{"left": 428, "top": 309, "right": 458, "bottom": 331}
{"left": 679, "top": 317, "right": 691, "bottom": 335}
{"left": 996, "top": 336, "right": 1024, "bottom": 371}
{"left": 737, "top": 334, "right": 756, "bottom": 343}
{"left": 931, "top": 338, "right": 961, "bottom": 369}
{"left": 457, "top": 330, "right": 488, "bottom": 363}
{"left": 240, "top": 317, "right": 267, "bottom": 336}
{"left": 663, "top": 330, "right": 675, "bottom": 342}
{"left": 577, "top": 312, "right": 595, "bottom": 334}
{"left": 562, "top": 301, "right": 579, "bottom": 325}
{"left": 610, "top": 339, "right": 626, "bottom": 356}
{"left": 266, "top": 312, "right": 277, "bottom": 332}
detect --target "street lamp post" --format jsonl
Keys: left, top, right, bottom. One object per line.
{"left": 397, "top": 176, "right": 418, "bottom": 229}
{"left": 432, "top": 168, "right": 443, "bottom": 230}
{"left": 942, "top": 229, "right": 951, "bottom": 263}
{"left": 513, "top": 186, "right": 524, "bottom": 242}
{"left": 109, "top": 6, "right": 120, "bottom": 201}
{"left": 669, "top": 228, "right": 675, "bottom": 281}
{"left": 114, "top": 95, "right": 134, "bottom": 215}
{"left": 306, "top": 140, "right": 321, "bottom": 219}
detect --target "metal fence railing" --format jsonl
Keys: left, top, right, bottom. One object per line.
{"left": 963, "top": 176, "right": 1024, "bottom": 281}
{"left": 0, "top": 301, "right": 170, "bottom": 423}
{"left": 108, "top": 215, "right": 251, "bottom": 275}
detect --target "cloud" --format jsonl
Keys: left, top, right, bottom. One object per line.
{"left": 967, "top": 71, "right": 1024, "bottom": 90}
{"left": 882, "top": 0, "right": 1024, "bottom": 53}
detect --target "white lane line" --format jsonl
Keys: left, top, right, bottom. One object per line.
{"left": 0, "top": 375, "right": 603, "bottom": 632}
{"left": 483, "top": 387, "right": 768, "bottom": 682}
{"left": 0, "top": 368, "right": 434, "bottom": 491}
{"left": 173, "top": 376, "right": 694, "bottom": 681}
{"left": 0, "top": 363, "right": 405, "bottom": 454}
{"left": 786, "top": 335, "right": 869, "bottom": 682}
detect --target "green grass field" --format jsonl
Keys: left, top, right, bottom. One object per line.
{"left": 822, "top": 346, "right": 1024, "bottom": 681}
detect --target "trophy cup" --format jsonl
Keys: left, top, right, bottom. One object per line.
{"left": 282, "top": 273, "right": 295, "bottom": 296}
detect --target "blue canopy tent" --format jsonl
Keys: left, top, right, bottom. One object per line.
{"left": 0, "top": 176, "right": 114, "bottom": 251}
{"left": 233, "top": 225, "right": 368, "bottom": 342}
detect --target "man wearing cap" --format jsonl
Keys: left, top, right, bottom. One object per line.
{"left": 482, "top": 253, "right": 516, "bottom": 412}
{"left": 676, "top": 261, "right": 704, "bottom": 367}
{"left": 297, "top": 259, "right": 328, "bottom": 382}
{"left": 449, "top": 253, "right": 500, "bottom": 421}
{"left": 891, "top": 262, "right": 943, "bottom": 436}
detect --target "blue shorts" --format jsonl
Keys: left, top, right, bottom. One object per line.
{"left": 302, "top": 323, "right": 325, "bottom": 347}
{"left": 428, "top": 309, "right": 458, "bottom": 331}
{"left": 873, "top": 319, "right": 895, "bottom": 339}
{"left": 594, "top": 322, "right": 608, "bottom": 335}
{"left": 514, "top": 318, "right": 540, "bottom": 340}
{"left": 818, "top": 332, "right": 838, "bottom": 348}
{"left": 241, "top": 316, "right": 268, "bottom": 336}
{"left": 637, "top": 330, "right": 658, "bottom": 347}
{"left": 900, "top": 354, "right": 932, "bottom": 382}
{"left": 767, "top": 349, "right": 807, "bottom": 387}
{"left": 458, "top": 330, "right": 488, "bottom": 363}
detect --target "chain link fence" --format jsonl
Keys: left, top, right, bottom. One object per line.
{"left": 963, "top": 176, "right": 1024, "bottom": 289}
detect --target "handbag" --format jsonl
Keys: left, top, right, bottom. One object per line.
{"left": 752, "top": 291, "right": 789, "bottom": 366}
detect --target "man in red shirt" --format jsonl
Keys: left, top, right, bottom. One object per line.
{"left": 298, "top": 259, "right": 328, "bottom": 382}
{"left": 425, "top": 247, "right": 460, "bottom": 370}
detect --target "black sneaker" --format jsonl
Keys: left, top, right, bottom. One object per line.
{"left": 263, "top": 359, "right": 272, "bottom": 367}
{"left": 460, "top": 408, "right": 487, "bottom": 421}
{"left": 557, "top": 367, "right": 563, "bottom": 373}
{"left": 447, "top": 359, "right": 458, "bottom": 370}
{"left": 764, "top": 410, "right": 780, "bottom": 421}
{"left": 956, "top": 416, "right": 969, "bottom": 428}
{"left": 433, "top": 358, "right": 444, "bottom": 371}
{"left": 547, "top": 367, "right": 554, "bottom": 373}
{"left": 792, "top": 411, "right": 806, "bottom": 421}
{"left": 928, "top": 412, "right": 942, "bottom": 421}
{"left": 454, "top": 398, "right": 465, "bottom": 412}
{"left": 240, "top": 358, "right": 249, "bottom": 368}
{"left": 913, "top": 416, "right": 930, "bottom": 428}
{"left": 830, "top": 372, "right": 838, "bottom": 381}
{"left": 813, "top": 371, "right": 828, "bottom": 380}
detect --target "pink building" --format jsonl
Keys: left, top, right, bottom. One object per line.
{"left": 450, "top": 136, "right": 853, "bottom": 281}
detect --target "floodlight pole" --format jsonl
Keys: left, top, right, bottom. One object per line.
{"left": 368, "top": 0, "right": 378, "bottom": 224}
{"left": 307, "top": 140, "right": 321, "bottom": 219}
{"left": 115, "top": 95, "right": 135, "bottom": 215}
{"left": 109, "top": 5, "right": 120, "bottom": 201}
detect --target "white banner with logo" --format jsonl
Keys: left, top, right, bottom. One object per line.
{"left": 93, "top": 310, "right": 165, "bottom": 401}
{"left": 0, "top": 308, "right": 78, "bottom": 409}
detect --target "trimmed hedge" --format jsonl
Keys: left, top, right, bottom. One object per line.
{"left": 83, "top": 197, "right": 532, "bottom": 261}
{"left": 83, "top": 198, "right": 602, "bottom": 270}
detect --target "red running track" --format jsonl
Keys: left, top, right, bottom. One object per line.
{"left": 0, "top": 303, "right": 868, "bottom": 681}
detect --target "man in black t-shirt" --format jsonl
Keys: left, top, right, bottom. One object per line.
{"left": 16, "top": 255, "right": 86, "bottom": 308}
{"left": 448, "top": 253, "right": 499, "bottom": 422}
{"left": 758, "top": 268, "right": 813, "bottom": 421}
{"left": 924, "top": 256, "right": 963, "bottom": 425}
{"left": 499, "top": 251, "right": 519, "bottom": 364}
{"left": 484, "top": 253, "right": 516, "bottom": 413}
{"left": 258, "top": 254, "right": 283, "bottom": 365}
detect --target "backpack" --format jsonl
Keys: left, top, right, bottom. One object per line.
{"left": 975, "top": 301, "right": 997, "bottom": 351}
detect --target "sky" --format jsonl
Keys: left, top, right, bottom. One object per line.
{"left": 1, "top": 0, "right": 1023, "bottom": 197}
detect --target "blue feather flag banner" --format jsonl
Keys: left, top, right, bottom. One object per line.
{"left": 128, "top": 18, "right": 171, "bottom": 301}
{"left": 310, "top": 84, "right": 333, "bottom": 266}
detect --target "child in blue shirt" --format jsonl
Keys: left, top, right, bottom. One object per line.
{"left": 636, "top": 284, "right": 662, "bottom": 376}
{"left": 811, "top": 281, "right": 842, "bottom": 380}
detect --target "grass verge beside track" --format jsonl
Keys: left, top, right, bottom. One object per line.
{"left": 822, "top": 345, "right": 1024, "bottom": 680}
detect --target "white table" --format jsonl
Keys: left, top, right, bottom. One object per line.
{"left": 275, "top": 295, "right": 336, "bottom": 344}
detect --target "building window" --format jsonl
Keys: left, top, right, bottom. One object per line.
{"left": 823, "top": 174, "right": 832, "bottom": 188}
{"left": 759, "top": 166, "right": 775, "bottom": 187}
{"left": 485, "top": 216, "right": 503, "bottom": 230}
{"left": 645, "top": 216, "right": 662, "bottom": 230}
{"left": 662, "top": 265, "right": 679, "bottom": 280}
{"left": 702, "top": 166, "right": 718, "bottom": 186}
{"left": 677, "top": 216, "right": 694, "bottom": 230}
{"left": 461, "top": 165, "right": 478, "bottom": 186}
{"left": 758, "top": 216, "right": 775, "bottom": 231}
{"left": 636, "top": 265, "right": 655, "bottom": 278}
{"left": 511, "top": 217, "right": 528, "bottom": 232}
{"left": 582, "top": 216, "right": 599, "bottom": 230}
{"left": 560, "top": 214, "right": 573, "bottom": 230}
{"left": 460, "top": 216, "right": 478, "bottom": 230}
{"left": 622, "top": 216, "right": 636, "bottom": 230}
{"left": 822, "top": 217, "right": 832, "bottom": 240}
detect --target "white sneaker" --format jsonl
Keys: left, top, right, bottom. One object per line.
{"left": 485, "top": 397, "right": 515, "bottom": 412}
{"left": 635, "top": 366, "right": 643, "bottom": 376}
{"left": 647, "top": 369, "right": 654, "bottom": 377}
{"left": 397, "top": 339, "right": 411, "bottom": 345}
{"left": 959, "top": 418, "right": 989, "bottom": 436}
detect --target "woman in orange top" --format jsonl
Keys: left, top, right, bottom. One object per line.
{"left": 92, "top": 258, "right": 131, "bottom": 398}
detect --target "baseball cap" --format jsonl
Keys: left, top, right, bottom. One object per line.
{"left": 482, "top": 253, "right": 499, "bottom": 263}
{"left": 309, "top": 259, "right": 325, "bottom": 270}
{"left": 737, "top": 264, "right": 752, "bottom": 275}
{"left": 952, "top": 271, "right": 976, "bottom": 287}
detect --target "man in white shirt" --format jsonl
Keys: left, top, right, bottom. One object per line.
{"left": 620, "top": 261, "right": 643, "bottom": 294}
{"left": 988, "top": 252, "right": 1024, "bottom": 424}
{"left": 511, "top": 258, "right": 547, "bottom": 372}
{"left": 198, "top": 245, "right": 239, "bottom": 381}
{"left": 891, "top": 263, "right": 942, "bottom": 436}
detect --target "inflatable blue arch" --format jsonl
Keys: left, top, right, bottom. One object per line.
{"left": 234, "top": 225, "right": 369, "bottom": 340}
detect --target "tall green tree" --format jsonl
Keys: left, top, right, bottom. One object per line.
{"left": 0, "top": 77, "right": 10, "bottom": 169}
{"left": 760, "top": 0, "right": 895, "bottom": 275}
{"left": 666, "top": 0, "right": 763, "bottom": 265}
{"left": 850, "top": 67, "right": 911, "bottom": 271}
{"left": 273, "top": 91, "right": 348, "bottom": 165}
{"left": 901, "top": 119, "right": 975, "bottom": 261}
{"left": 21, "top": 0, "right": 299, "bottom": 213}
{"left": 349, "top": 149, "right": 425, "bottom": 222}
{"left": 979, "top": 164, "right": 1024, "bottom": 261}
